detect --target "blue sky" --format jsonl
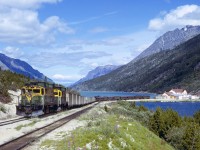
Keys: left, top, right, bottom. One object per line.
{"left": 0, "top": 0, "right": 200, "bottom": 85}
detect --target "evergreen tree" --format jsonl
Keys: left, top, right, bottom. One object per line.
{"left": 149, "top": 107, "right": 165, "bottom": 138}
{"left": 194, "top": 110, "right": 200, "bottom": 125}
{"left": 149, "top": 108, "right": 182, "bottom": 140}
{"left": 0, "top": 69, "right": 29, "bottom": 103}
{"left": 182, "top": 122, "right": 200, "bottom": 150}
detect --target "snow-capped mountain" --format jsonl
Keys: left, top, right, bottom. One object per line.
{"left": 71, "top": 65, "right": 120, "bottom": 87}
{"left": 71, "top": 26, "right": 200, "bottom": 92}
{"left": 0, "top": 53, "right": 52, "bottom": 82}
{"left": 134, "top": 25, "right": 200, "bottom": 61}
{"left": 71, "top": 33, "right": 200, "bottom": 92}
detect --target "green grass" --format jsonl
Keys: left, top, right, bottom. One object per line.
{"left": 40, "top": 102, "right": 174, "bottom": 150}
{"left": 15, "top": 120, "right": 38, "bottom": 131}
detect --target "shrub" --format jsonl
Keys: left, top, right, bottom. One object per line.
{"left": 104, "top": 105, "right": 108, "bottom": 112}
{"left": 0, "top": 104, "right": 6, "bottom": 113}
{"left": 149, "top": 108, "right": 182, "bottom": 140}
{"left": 181, "top": 122, "right": 200, "bottom": 150}
{"left": 166, "top": 127, "right": 185, "bottom": 150}
{"left": 194, "top": 110, "right": 200, "bottom": 125}
{"left": 0, "top": 70, "right": 29, "bottom": 103}
{"left": 138, "top": 105, "right": 148, "bottom": 112}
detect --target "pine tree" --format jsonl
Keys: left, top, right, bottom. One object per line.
{"left": 182, "top": 122, "right": 200, "bottom": 150}
{"left": 149, "top": 107, "right": 165, "bottom": 138}
{"left": 194, "top": 110, "right": 200, "bottom": 125}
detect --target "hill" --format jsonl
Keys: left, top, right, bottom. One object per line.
{"left": 0, "top": 53, "right": 52, "bottom": 82}
{"left": 73, "top": 33, "right": 200, "bottom": 94}
{"left": 0, "top": 69, "right": 29, "bottom": 103}
{"left": 71, "top": 65, "right": 119, "bottom": 87}
{"left": 40, "top": 101, "right": 174, "bottom": 150}
{"left": 134, "top": 25, "right": 200, "bottom": 62}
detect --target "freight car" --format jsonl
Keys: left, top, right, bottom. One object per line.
{"left": 16, "top": 81, "right": 95, "bottom": 117}
{"left": 95, "top": 95, "right": 150, "bottom": 101}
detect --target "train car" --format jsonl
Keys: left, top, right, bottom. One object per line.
{"left": 53, "top": 84, "right": 69, "bottom": 110}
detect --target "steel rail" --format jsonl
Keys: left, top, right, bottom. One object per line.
{"left": 0, "top": 104, "right": 96, "bottom": 150}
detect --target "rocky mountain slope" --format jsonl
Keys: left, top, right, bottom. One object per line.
{"left": 134, "top": 25, "right": 200, "bottom": 61}
{"left": 71, "top": 65, "right": 119, "bottom": 87}
{"left": 73, "top": 33, "right": 200, "bottom": 94}
{"left": 0, "top": 53, "right": 52, "bottom": 82}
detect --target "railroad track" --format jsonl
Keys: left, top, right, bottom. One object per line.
{"left": 0, "top": 109, "right": 70, "bottom": 127}
{"left": 0, "top": 117, "right": 28, "bottom": 126}
{"left": 0, "top": 103, "right": 96, "bottom": 150}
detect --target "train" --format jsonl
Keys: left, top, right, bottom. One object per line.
{"left": 16, "top": 81, "right": 96, "bottom": 117}
{"left": 95, "top": 95, "right": 150, "bottom": 101}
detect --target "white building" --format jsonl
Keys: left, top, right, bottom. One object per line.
{"left": 162, "top": 89, "right": 189, "bottom": 100}
{"left": 161, "top": 89, "right": 199, "bottom": 100}
{"left": 169, "top": 89, "right": 187, "bottom": 95}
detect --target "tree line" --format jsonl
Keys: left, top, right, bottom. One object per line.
{"left": 117, "top": 101, "right": 200, "bottom": 150}
{"left": 149, "top": 107, "right": 200, "bottom": 150}
{"left": 0, "top": 68, "right": 29, "bottom": 103}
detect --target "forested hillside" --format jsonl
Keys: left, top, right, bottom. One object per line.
{"left": 0, "top": 69, "right": 29, "bottom": 103}
{"left": 73, "top": 34, "right": 200, "bottom": 94}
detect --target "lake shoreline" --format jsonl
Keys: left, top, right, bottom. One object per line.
{"left": 126, "top": 99, "right": 200, "bottom": 102}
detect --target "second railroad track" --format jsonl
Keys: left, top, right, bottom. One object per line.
{"left": 0, "top": 104, "right": 96, "bottom": 150}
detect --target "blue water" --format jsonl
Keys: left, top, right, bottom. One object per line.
{"left": 136, "top": 101, "right": 200, "bottom": 116}
{"left": 80, "top": 91, "right": 200, "bottom": 116}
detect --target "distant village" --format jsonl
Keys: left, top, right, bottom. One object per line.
{"left": 156, "top": 89, "right": 199, "bottom": 100}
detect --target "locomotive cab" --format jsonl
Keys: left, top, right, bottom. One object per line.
{"left": 17, "top": 85, "right": 45, "bottom": 116}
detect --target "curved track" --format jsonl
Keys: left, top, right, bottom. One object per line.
{"left": 0, "top": 117, "right": 28, "bottom": 126}
{"left": 0, "top": 104, "right": 96, "bottom": 150}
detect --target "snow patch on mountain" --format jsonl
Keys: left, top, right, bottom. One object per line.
{"left": 134, "top": 25, "right": 200, "bottom": 61}
{"left": 71, "top": 65, "right": 120, "bottom": 87}
{"left": 0, "top": 53, "right": 52, "bottom": 82}
{"left": 10, "top": 60, "right": 26, "bottom": 72}
{"left": 0, "top": 61, "right": 9, "bottom": 70}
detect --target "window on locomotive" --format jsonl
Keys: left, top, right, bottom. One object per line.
{"left": 54, "top": 92, "right": 58, "bottom": 96}
{"left": 59, "top": 92, "right": 61, "bottom": 96}
{"left": 33, "top": 89, "right": 40, "bottom": 94}
{"left": 28, "top": 89, "right": 32, "bottom": 93}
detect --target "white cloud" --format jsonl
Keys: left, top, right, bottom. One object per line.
{"left": 67, "top": 34, "right": 135, "bottom": 46}
{"left": 0, "top": 0, "right": 74, "bottom": 45}
{"left": 0, "top": 0, "right": 62, "bottom": 9}
{"left": 29, "top": 51, "right": 111, "bottom": 68}
{"left": 148, "top": 4, "right": 200, "bottom": 32}
{"left": 44, "top": 16, "right": 74, "bottom": 34}
{"left": 52, "top": 74, "right": 83, "bottom": 82}
{"left": 0, "top": 46, "right": 24, "bottom": 58}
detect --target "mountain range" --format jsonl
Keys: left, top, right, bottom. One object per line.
{"left": 71, "top": 65, "right": 119, "bottom": 87}
{"left": 72, "top": 25, "right": 200, "bottom": 94}
{"left": 134, "top": 25, "right": 200, "bottom": 61}
{"left": 0, "top": 53, "right": 52, "bottom": 82}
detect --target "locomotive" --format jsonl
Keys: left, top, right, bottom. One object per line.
{"left": 16, "top": 81, "right": 95, "bottom": 117}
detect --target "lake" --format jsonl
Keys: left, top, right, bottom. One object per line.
{"left": 136, "top": 101, "right": 200, "bottom": 116}
{"left": 80, "top": 91, "right": 200, "bottom": 116}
